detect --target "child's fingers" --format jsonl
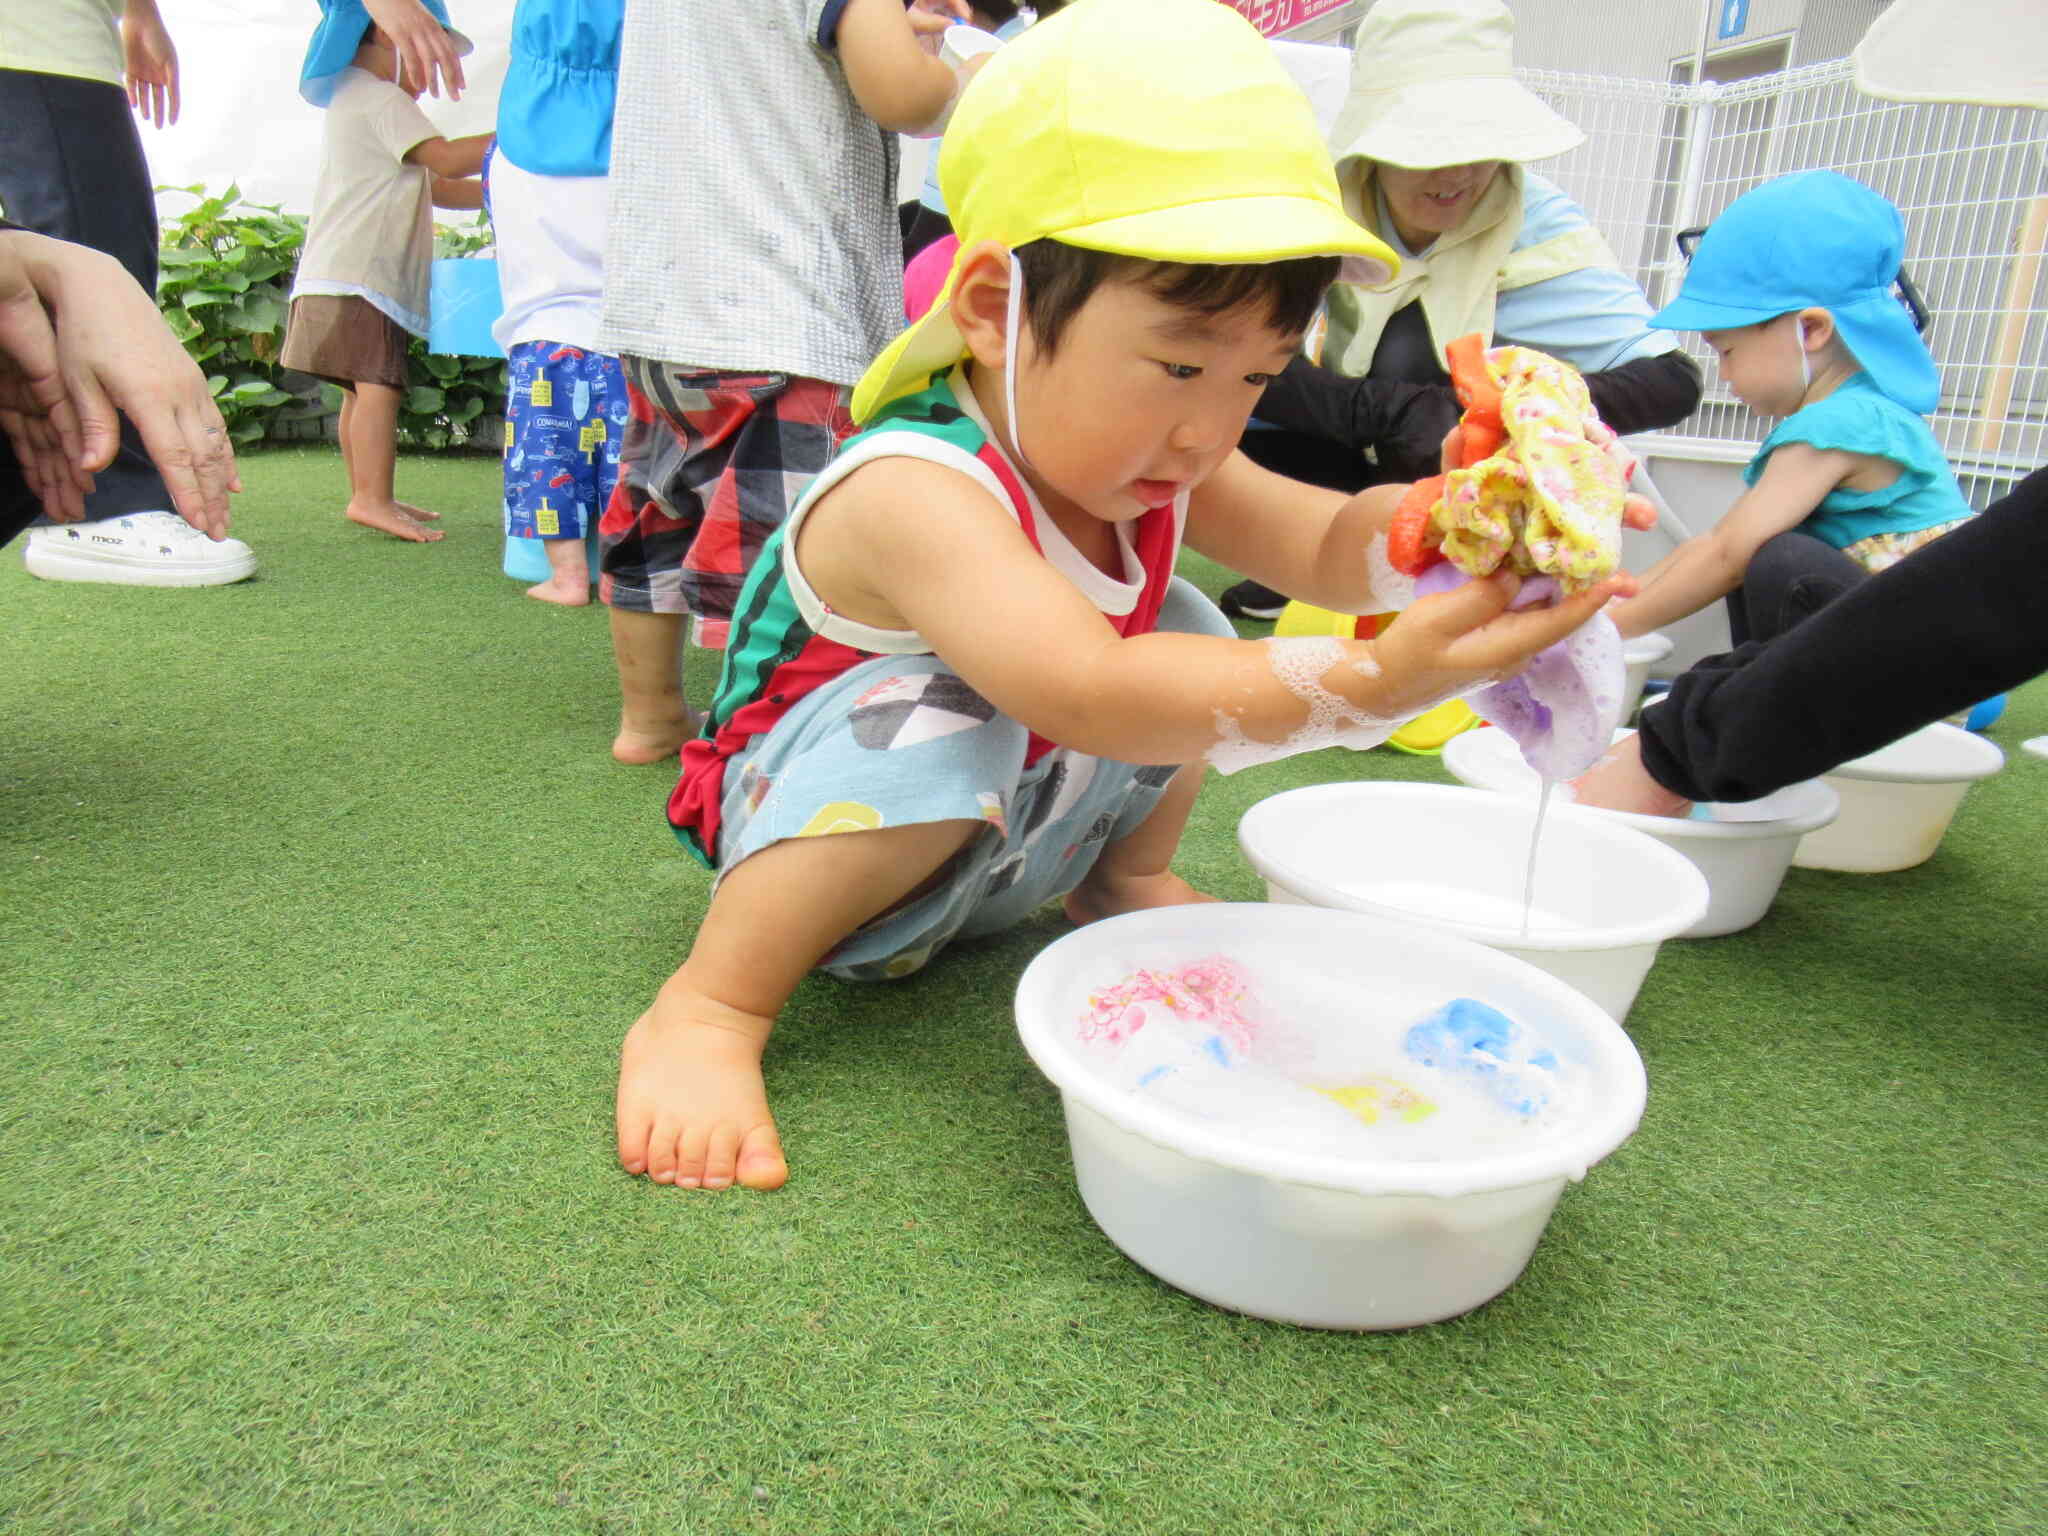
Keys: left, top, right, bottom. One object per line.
{"left": 1622, "top": 492, "right": 1657, "bottom": 531}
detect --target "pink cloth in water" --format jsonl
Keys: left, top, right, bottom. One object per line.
{"left": 904, "top": 235, "right": 961, "bottom": 322}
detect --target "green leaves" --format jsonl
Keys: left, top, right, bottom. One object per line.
{"left": 155, "top": 185, "right": 504, "bottom": 452}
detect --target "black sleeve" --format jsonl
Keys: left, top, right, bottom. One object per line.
{"left": 1582, "top": 350, "right": 1703, "bottom": 438}
{"left": 1636, "top": 466, "right": 2048, "bottom": 802}
{"left": 1254, "top": 356, "right": 1462, "bottom": 485}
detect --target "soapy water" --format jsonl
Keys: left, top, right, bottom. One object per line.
{"left": 1205, "top": 635, "right": 1451, "bottom": 775}
{"left": 1362, "top": 530, "right": 1417, "bottom": 611}
{"left": 1077, "top": 956, "right": 1575, "bottom": 1159}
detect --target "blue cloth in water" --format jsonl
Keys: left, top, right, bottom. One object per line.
{"left": 1403, "top": 999, "right": 1558, "bottom": 1115}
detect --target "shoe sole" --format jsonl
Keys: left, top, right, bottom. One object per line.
{"left": 1223, "top": 604, "right": 1285, "bottom": 621}
{"left": 24, "top": 544, "right": 257, "bottom": 587}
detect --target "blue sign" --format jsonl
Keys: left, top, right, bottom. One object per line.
{"left": 1717, "top": 0, "right": 1749, "bottom": 39}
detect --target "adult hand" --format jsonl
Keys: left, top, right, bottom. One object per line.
{"left": 364, "top": 0, "right": 466, "bottom": 100}
{"left": 120, "top": 0, "right": 182, "bottom": 128}
{"left": 0, "top": 245, "right": 94, "bottom": 521}
{"left": 0, "top": 234, "right": 240, "bottom": 537}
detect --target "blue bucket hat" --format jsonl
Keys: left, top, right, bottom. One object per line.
{"left": 1651, "top": 170, "right": 1939, "bottom": 414}
{"left": 300, "top": 0, "right": 474, "bottom": 108}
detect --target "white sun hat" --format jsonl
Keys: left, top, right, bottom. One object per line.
{"left": 1852, "top": 0, "right": 2047, "bottom": 109}
{"left": 1329, "top": 0, "right": 1584, "bottom": 172}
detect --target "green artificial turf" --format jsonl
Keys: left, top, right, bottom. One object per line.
{"left": 3, "top": 448, "right": 2043, "bottom": 1533}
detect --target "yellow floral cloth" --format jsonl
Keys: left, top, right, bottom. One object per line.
{"left": 1432, "top": 345, "right": 1630, "bottom": 594}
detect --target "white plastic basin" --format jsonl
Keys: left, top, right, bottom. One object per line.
{"left": 1013, "top": 902, "right": 1647, "bottom": 1330}
{"left": 1793, "top": 721, "right": 2005, "bottom": 873}
{"left": 1237, "top": 782, "right": 1707, "bottom": 1021}
{"left": 1442, "top": 726, "right": 1840, "bottom": 937}
{"left": 1621, "top": 632, "right": 1674, "bottom": 721}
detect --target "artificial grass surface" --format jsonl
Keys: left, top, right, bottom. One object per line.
{"left": 2, "top": 447, "right": 2042, "bottom": 1533}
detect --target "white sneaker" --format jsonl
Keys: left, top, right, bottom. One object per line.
{"left": 23, "top": 511, "right": 256, "bottom": 587}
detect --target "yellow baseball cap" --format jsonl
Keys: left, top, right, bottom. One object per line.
{"left": 850, "top": 0, "right": 1400, "bottom": 422}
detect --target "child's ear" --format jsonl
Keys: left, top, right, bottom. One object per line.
{"left": 1797, "top": 306, "right": 1837, "bottom": 352}
{"left": 950, "top": 241, "right": 1019, "bottom": 372}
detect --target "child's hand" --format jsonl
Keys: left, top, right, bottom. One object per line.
{"left": 908, "top": 0, "right": 970, "bottom": 51}
{"left": 1373, "top": 568, "right": 1636, "bottom": 718}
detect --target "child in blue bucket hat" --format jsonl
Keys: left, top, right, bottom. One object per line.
{"left": 280, "top": 0, "right": 491, "bottom": 542}
{"left": 1606, "top": 170, "right": 1972, "bottom": 650}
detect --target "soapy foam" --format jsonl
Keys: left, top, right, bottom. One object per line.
{"left": 1076, "top": 957, "right": 1579, "bottom": 1160}
{"left": 1205, "top": 636, "right": 1405, "bottom": 774}
{"left": 1363, "top": 530, "right": 1416, "bottom": 611}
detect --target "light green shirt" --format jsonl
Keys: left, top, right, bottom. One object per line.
{"left": 0, "top": 0, "right": 123, "bottom": 88}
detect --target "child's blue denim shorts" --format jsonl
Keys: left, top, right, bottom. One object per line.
{"left": 711, "top": 578, "right": 1236, "bottom": 981}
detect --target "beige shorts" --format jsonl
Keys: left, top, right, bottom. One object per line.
{"left": 279, "top": 294, "right": 412, "bottom": 391}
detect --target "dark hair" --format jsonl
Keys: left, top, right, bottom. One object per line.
{"left": 972, "top": 0, "right": 1022, "bottom": 26}
{"left": 1012, "top": 239, "right": 1339, "bottom": 358}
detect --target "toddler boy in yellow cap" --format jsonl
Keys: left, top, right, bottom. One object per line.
{"left": 615, "top": 0, "right": 1635, "bottom": 1194}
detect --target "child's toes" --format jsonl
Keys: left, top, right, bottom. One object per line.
{"left": 643, "top": 1119, "right": 687, "bottom": 1184}
{"left": 671, "top": 1124, "right": 712, "bottom": 1189}
{"left": 616, "top": 1110, "right": 653, "bottom": 1175}
{"left": 736, "top": 1124, "right": 788, "bottom": 1191}
{"left": 699, "top": 1125, "right": 744, "bottom": 1190}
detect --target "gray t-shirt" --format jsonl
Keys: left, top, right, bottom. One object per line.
{"left": 600, "top": 0, "right": 902, "bottom": 386}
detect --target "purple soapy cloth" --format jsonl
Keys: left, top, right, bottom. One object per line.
{"left": 1415, "top": 564, "right": 1625, "bottom": 780}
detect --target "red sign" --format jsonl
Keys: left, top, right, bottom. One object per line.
{"left": 1221, "top": 0, "right": 1357, "bottom": 37}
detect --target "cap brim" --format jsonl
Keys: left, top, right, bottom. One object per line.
{"left": 1332, "top": 77, "right": 1585, "bottom": 170}
{"left": 1648, "top": 293, "right": 1780, "bottom": 333}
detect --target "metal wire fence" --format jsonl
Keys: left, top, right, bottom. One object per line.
{"left": 1523, "top": 59, "right": 2048, "bottom": 506}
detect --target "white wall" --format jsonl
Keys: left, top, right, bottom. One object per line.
{"left": 141, "top": 0, "right": 509, "bottom": 221}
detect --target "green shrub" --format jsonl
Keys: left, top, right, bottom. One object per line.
{"left": 157, "top": 183, "right": 506, "bottom": 452}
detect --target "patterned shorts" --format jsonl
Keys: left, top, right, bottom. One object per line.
{"left": 709, "top": 578, "right": 1237, "bottom": 981}
{"left": 502, "top": 341, "right": 627, "bottom": 541}
{"left": 597, "top": 358, "right": 854, "bottom": 646}
{"left": 1843, "top": 516, "right": 1970, "bottom": 574}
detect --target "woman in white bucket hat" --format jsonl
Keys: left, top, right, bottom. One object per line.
{"left": 1223, "top": 0, "right": 1702, "bottom": 619}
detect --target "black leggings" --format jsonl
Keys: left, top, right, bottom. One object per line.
{"left": 1639, "top": 468, "right": 2048, "bottom": 803}
{"left": 1725, "top": 530, "right": 1872, "bottom": 647}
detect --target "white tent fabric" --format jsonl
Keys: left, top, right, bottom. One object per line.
{"left": 144, "top": 0, "right": 508, "bottom": 221}
{"left": 1851, "top": 0, "right": 2048, "bottom": 110}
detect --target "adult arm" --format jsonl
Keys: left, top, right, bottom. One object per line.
{"left": 120, "top": 0, "right": 180, "bottom": 128}
{"left": 363, "top": 0, "right": 465, "bottom": 100}
{"left": 0, "top": 230, "right": 239, "bottom": 536}
{"left": 1253, "top": 348, "right": 1702, "bottom": 487}
{"left": 1635, "top": 467, "right": 2048, "bottom": 803}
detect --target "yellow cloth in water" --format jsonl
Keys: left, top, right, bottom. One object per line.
{"left": 1434, "top": 345, "right": 1629, "bottom": 594}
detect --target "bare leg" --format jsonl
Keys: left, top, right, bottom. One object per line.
{"left": 618, "top": 817, "right": 981, "bottom": 1190}
{"left": 1064, "top": 763, "right": 1220, "bottom": 924}
{"left": 609, "top": 607, "right": 695, "bottom": 762}
{"left": 526, "top": 535, "right": 591, "bottom": 606}
{"left": 342, "top": 382, "right": 443, "bottom": 542}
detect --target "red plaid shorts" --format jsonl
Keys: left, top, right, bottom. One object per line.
{"left": 597, "top": 358, "right": 854, "bottom": 646}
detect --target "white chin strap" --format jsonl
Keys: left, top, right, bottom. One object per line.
{"left": 1002, "top": 253, "right": 1034, "bottom": 472}
{"left": 1795, "top": 316, "right": 1812, "bottom": 397}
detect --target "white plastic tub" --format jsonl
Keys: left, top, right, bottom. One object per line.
{"left": 1013, "top": 902, "right": 1647, "bottom": 1330}
{"left": 1792, "top": 721, "right": 2005, "bottom": 872}
{"left": 1442, "top": 726, "right": 1840, "bottom": 937}
{"left": 1238, "top": 783, "right": 1707, "bottom": 1021}
{"left": 1621, "top": 632, "right": 1674, "bottom": 721}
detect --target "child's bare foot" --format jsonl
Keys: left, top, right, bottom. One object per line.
{"left": 1064, "top": 866, "right": 1219, "bottom": 925}
{"left": 617, "top": 993, "right": 786, "bottom": 1190}
{"left": 395, "top": 500, "right": 441, "bottom": 521}
{"left": 346, "top": 499, "right": 445, "bottom": 543}
{"left": 612, "top": 705, "right": 696, "bottom": 765}
{"left": 526, "top": 572, "right": 591, "bottom": 606}
{"left": 1569, "top": 734, "right": 1694, "bottom": 817}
